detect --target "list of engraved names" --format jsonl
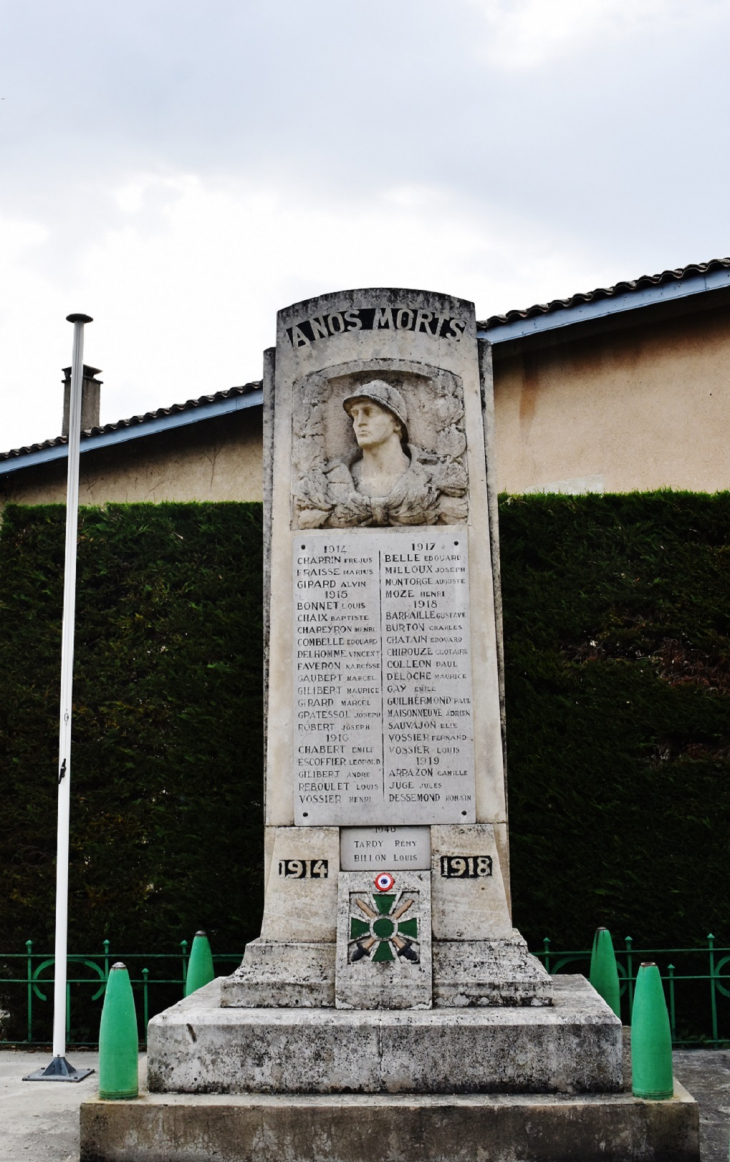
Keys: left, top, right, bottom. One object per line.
{"left": 293, "top": 529, "right": 476, "bottom": 825}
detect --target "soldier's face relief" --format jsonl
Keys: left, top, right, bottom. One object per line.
{"left": 348, "top": 399, "right": 401, "bottom": 450}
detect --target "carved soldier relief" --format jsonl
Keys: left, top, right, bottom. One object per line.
{"left": 292, "top": 360, "right": 468, "bottom": 529}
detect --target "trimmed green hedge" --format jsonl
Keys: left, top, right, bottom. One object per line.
{"left": 0, "top": 493, "right": 728, "bottom": 973}
{"left": 0, "top": 503, "right": 264, "bottom": 967}
{"left": 501, "top": 492, "right": 730, "bottom": 950}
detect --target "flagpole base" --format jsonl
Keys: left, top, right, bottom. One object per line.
{"left": 23, "top": 1055, "right": 94, "bottom": 1082}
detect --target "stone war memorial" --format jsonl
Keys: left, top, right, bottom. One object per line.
{"left": 81, "top": 289, "right": 699, "bottom": 1161}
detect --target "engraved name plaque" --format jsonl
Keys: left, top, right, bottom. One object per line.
{"left": 340, "top": 826, "right": 431, "bottom": 871}
{"left": 294, "top": 527, "right": 476, "bottom": 826}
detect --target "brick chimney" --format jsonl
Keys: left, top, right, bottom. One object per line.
{"left": 62, "top": 365, "right": 102, "bottom": 436}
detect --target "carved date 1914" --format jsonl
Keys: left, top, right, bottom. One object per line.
{"left": 278, "top": 859, "right": 329, "bottom": 878}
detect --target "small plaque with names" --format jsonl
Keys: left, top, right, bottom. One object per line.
{"left": 340, "top": 826, "right": 431, "bottom": 871}
{"left": 294, "top": 528, "right": 476, "bottom": 825}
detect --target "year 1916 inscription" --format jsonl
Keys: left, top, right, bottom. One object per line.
{"left": 294, "top": 528, "right": 477, "bottom": 826}
{"left": 439, "top": 855, "right": 492, "bottom": 878}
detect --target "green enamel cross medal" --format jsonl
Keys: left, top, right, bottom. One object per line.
{"left": 336, "top": 870, "right": 432, "bottom": 1009}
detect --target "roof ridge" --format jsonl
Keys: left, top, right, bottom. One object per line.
{"left": 5, "top": 256, "right": 730, "bottom": 461}
{"left": 0, "top": 381, "right": 262, "bottom": 462}
{"left": 477, "top": 256, "right": 730, "bottom": 329}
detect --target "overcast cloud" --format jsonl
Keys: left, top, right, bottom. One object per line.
{"left": 1, "top": 0, "right": 729, "bottom": 450}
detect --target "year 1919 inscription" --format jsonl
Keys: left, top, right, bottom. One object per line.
{"left": 439, "top": 855, "right": 492, "bottom": 878}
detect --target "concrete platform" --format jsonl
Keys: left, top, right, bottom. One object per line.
{"left": 0, "top": 1049, "right": 100, "bottom": 1162}
{"left": 79, "top": 1083, "right": 700, "bottom": 1162}
{"left": 0, "top": 1048, "right": 717, "bottom": 1162}
{"left": 147, "top": 974, "right": 622, "bottom": 1095}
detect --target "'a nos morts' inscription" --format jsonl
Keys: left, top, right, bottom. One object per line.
{"left": 286, "top": 305, "right": 468, "bottom": 349}
{"left": 294, "top": 528, "right": 476, "bottom": 826}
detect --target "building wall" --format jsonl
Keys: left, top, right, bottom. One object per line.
{"left": 492, "top": 299, "right": 730, "bottom": 494}
{"left": 3, "top": 298, "right": 730, "bottom": 508}
{"left": 0, "top": 408, "right": 263, "bottom": 512}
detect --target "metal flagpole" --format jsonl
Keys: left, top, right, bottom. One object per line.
{"left": 24, "top": 314, "right": 94, "bottom": 1083}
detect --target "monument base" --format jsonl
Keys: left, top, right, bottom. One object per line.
{"left": 147, "top": 976, "right": 621, "bottom": 1095}
{"left": 80, "top": 1084, "right": 700, "bottom": 1162}
{"left": 221, "top": 939, "right": 335, "bottom": 1007}
{"left": 432, "top": 937, "right": 553, "bottom": 1007}
{"left": 220, "top": 931, "right": 553, "bottom": 1009}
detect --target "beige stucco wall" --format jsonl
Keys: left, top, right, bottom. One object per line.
{"left": 0, "top": 408, "right": 263, "bottom": 512}
{"left": 493, "top": 300, "right": 730, "bottom": 494}
{"left": 4, "top": 299, "right": 730, "bottom": 509}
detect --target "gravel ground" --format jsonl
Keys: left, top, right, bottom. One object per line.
{"left": 0, "top": 1048, "right": 727, "bottom": 1161}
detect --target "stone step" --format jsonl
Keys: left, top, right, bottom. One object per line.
{"left": 147, "top": 976, "right": 622, "bottom": 1096}
{"left": 80, "top": 1083, "right": 699, "bottom": 1162}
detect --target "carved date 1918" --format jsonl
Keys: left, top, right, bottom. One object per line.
{"left": 440, "top": 855, "right": 492, "bottom": 878}
{"left": 278, "top": 859, "right": 329, "bottom": 879}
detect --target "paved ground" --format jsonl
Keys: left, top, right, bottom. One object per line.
{"left": 674, "top": 1050, "right": 730, "bottom": 1162}
{"left": 0, "top": 1049, "right": 728, "bottom": 1160}
{"left": 0, "top": 1051, "right": 122, "bottom": 1162}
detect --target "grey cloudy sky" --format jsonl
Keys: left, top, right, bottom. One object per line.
{"left": 1, "top": 0, "right": 729, "bottom": 450}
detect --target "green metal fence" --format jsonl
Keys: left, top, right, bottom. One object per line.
{"left": 537, "top": 934, "right": 730, "bottom": 1046}
{"left": 0, "top": 941, "right": 242, "bottom": 1048}
{"left": 2, "top": 934, "right": 729, "bottom": 1048}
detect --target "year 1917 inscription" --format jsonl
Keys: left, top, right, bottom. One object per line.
{"left": 294, "top": 528, "right": 476, "bottom": 826}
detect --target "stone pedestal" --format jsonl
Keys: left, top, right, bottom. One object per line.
{"left": 432, "top": 935, "right": 553, "bottom": 1007}
{"left": 81, "top": 1085, "right": 700, "bottom": 1162}
{"left": 223, "top": 931, "right": 552, "bottom": 1010}
{"left": 147, "top": 977, "right": 622, "bottom": 1096}
{"left": 222, "top": 939, "right": 335, "bottom": 1007}
{"left": 80, "top": 974, "right": 700, "bottom": 1160}
{"left": 79, "top": 976, "right": 702, "bottom": 1157}
{"left": 222, "top": 823, "right": 551, "bottom": 1011}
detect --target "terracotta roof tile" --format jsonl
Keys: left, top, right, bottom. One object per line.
{"left": 0, "top": 381, "right": 262, "bottom": 463}
{"left": 478, "top": 257, "right": 730, "bottom": 329}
